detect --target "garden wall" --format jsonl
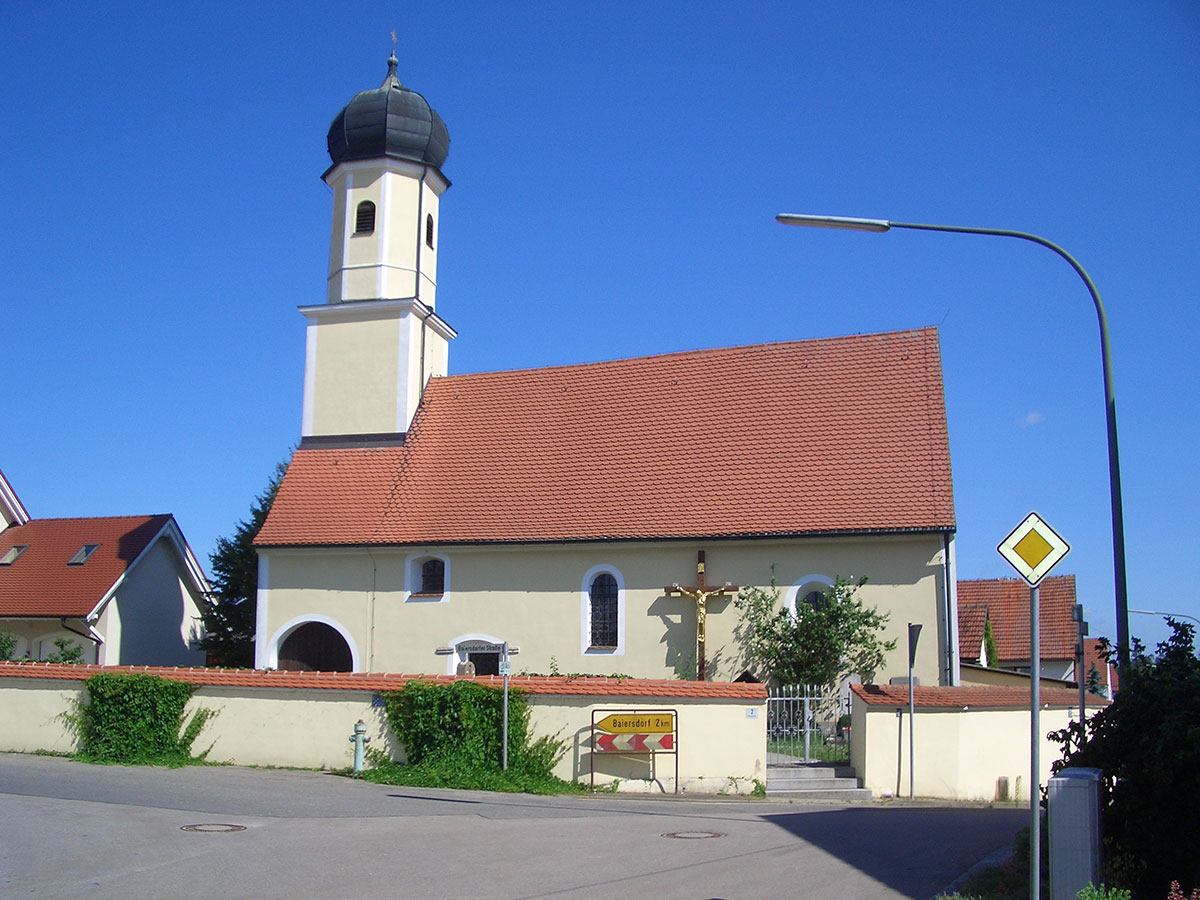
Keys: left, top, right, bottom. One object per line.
{"left": 0, "top": 662, "right": 766, "bottom": 794}
{"left": 850, "top": 683, "right": 1106, "bottom": 802}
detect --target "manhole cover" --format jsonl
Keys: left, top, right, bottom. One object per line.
{"left": 180, "top": 824, "right": 246, "bottom": 833}
{"left": 661, "top": 831, "right": 726, "bottom": 840}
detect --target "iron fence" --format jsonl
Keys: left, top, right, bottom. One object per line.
{"left": 766, "top": 684, "right": 851, "bottom": 764}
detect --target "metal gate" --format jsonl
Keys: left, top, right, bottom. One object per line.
{"left": 766, "top": 685, "right": 851, "bottom": 764}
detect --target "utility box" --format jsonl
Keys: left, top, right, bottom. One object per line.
{"left": 1048, "top": 768, "right": 1103, "bottom": 900}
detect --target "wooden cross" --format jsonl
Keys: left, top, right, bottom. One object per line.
{"left": 664, "top": 550, "right": 738, "bottom": 681}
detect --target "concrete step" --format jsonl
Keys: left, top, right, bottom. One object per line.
{"left": 766, "top": 776, "right": 861, "bottom": 791}
{"left": 768, "top": 764, "right": 857, "bottom": 780}
{"left": 768, "top": 787, "right": 874, "bottom": 802}
{"left": 766, "top": 764, "right": 872, "bottom": 801}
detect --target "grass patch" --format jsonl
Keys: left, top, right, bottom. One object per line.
{"left": 354, "top": 751, "right": 587, "bottom": 795}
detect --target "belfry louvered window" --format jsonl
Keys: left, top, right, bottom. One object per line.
{"left": 425, "top": 213, "right": 435, "bottom": 248}
{"left": 354, "top": 200, "right": 376, "bottom": 235}
{"left": 589, "top": 573, "right": 618, "bottom": 648}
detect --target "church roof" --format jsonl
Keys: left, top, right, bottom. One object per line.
{"left": 957, "top": 575, "right": 1078, "bottom": 662}
{"left": 326, "top": 53, "right": 450, "bottom": 172}
{"left": 0, "top": 514, "right": 177, "bottom": 617}
{"left": 257, "top": 327, "right": 956, "bottom": 547}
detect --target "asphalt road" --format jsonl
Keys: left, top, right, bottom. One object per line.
{"left": 0, "top": 754, "right": 1023, "bottom": 900}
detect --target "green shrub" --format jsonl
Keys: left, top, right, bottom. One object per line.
{"left": 1050, "top": 621, "right": 1200, "bottom": 899}
{"left": 1076, "top": 884, "right": 1132, "bottom": 900}
{"left": 366, "top": 680, "right": 580, "bottom": 794}
{"left": 71, "top": 673, "right": 214, "bottom": 766}
{"left": 0, "top": 631, "right": 16, "bottom": 661}
{"left": 45, "top": 637, "right": 84, "bottom": 664}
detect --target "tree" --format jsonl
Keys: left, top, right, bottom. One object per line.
{"left": 983, "top": 617, "right": 999, "bottom": 668}
{"left": 1050, "top": 620, "right": 1200, "bottom": 899}
{"left": 734, "top": 574, "right": 896, "bottom": 689}
{"left": 199, "top": 456, "right": 290, "bottom": 667}
{"left": 45, "top": 637, "right": 84, "bottom": 664}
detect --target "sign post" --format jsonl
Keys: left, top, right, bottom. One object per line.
{"left": 501, "top": 642, "right": 510, "bottom": 771}
{"left": 907, "top": 622, "right": 922, "bottom": 799}
{"left": 590, "top": 709, "right": 678, "bottom": 793}
{"left": 998, "top": 512, "right": 1071, "bottom": 900}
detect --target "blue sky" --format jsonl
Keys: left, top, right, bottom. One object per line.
{"left": 2, "top": 2, "right": 1197, "bottom": 653}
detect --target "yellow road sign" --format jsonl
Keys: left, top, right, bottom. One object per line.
{"left": 998, "top": 512, "right": 1070, "bottom": 585}
{"left": 596, "top": 713, "right": 675, "bottom": 734}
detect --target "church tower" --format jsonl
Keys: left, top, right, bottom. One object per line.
{"left": 300, "top": 53, "right": 456, "bottom": 439}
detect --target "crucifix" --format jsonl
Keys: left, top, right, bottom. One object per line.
{"left": 664, "top": 550, "right": 738, "bottom": 681}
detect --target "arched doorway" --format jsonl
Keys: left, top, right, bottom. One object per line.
{"left": 277, "top": 622, "right": 353, "bottom": 672}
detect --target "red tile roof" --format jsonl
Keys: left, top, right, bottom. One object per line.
{"left": 0, "top": 515, "right": 174, "bottom": 617}
{"left": 957, "top": 575, "right": 1078, "bottom": 662}
{"left": 851, "top": 682, "right": 1108, "bottom": 710}
{"left": 257, "top": 328, "right": 955, "bottom": 547}
{"left": 958, "top": 602, "right": 989, "bottom": 663}
{"left": 0, "top": 662, "right": 767, "bottom": 699}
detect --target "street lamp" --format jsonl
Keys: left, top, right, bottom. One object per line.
{"left": 777, "top": 213, "right": 1130, "bottom": 670}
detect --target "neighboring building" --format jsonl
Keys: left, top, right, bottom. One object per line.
{"left": 252, "top": 54, "right": 962, "bottom": 684}
{"left": 957, "top": 575, "right": 1079, "bottom": 681}
{"left": 1082, "top": 636, "right": 1119, "bottom": 697}
{"left": 0, "top": 469, "right": 209, "bottom": 666}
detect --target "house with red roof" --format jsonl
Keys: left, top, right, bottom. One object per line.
{"left": 0, "top": 469, "right": 210, "bottom": 666}
{"left": 957, "top": 575, "right": 1083, "bottom": 682}
{"left": 250, "top": 56, "right": 962, "bottom": 684}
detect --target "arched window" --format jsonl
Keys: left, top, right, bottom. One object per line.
{"left": 785, "top": 574, "right": 835, "bottom": 618}
{"left": 580, "top": 565, "right": 625, "bottom": 654}
{"left": 405, "top": 553, "right": 450, "bottom": 602}
{"left": 425, "top": 213, "right": 435, "bottom": 248}
{"left": 803, "top": 589, "right": 829, "bottom": 612}
{"left": 421, "top": 558, "right": 445, "bottom": 594}
{"left": 354, "top": 200, "right": 376, "bottom": 235}
{"left": 589, "top": 573, "right": 618, "bottom": 649}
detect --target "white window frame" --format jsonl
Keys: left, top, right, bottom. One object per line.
{"left": 405, "top": 552, "right": 451, "bottom": 603}
{"left": 580, "top": 564, "right": 625, "bottom": 656}
{"left": 784, "top": 573, "right": 835, "bottom": 618}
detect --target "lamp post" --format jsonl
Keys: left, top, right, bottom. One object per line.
{"left": 775, "top": 213, "right": 1130, "bottom": 671}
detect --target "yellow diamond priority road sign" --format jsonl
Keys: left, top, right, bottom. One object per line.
{"left": 998, "top": 512, "right": 1070, "bottom": 586}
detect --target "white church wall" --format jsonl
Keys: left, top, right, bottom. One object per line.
{"left": 258, "top": 532, "right": 949, "bottom": 684}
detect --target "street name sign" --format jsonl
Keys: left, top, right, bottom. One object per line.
{"left": 998, "top": 512, "right": 1070, "bottom": 585}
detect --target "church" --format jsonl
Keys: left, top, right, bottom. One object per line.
{"left": 253, "top": 53, "right": 961, "bottom": 686}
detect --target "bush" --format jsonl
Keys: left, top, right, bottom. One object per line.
{"left": 366, "top": 680, "right": 580, "bottom": 794}
{"left": 71, "top": 673, "right": 214, "bottom": 766}
{"left": 1077, "top": 884, "right": 1131, "bottom": 900}
{"left": 1050, "top": 621, "right": 1200, "bottom": 899}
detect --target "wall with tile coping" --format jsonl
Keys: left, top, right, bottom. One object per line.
{"left": 850, "top": 684, "right": 1097, "bottom": 801}
{"left": 0, "top": 664, "right": 767, "bottom": 794}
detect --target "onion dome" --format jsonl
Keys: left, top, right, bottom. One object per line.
{"left": 326, "top": 53, "right": 449, "bottom": 171}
